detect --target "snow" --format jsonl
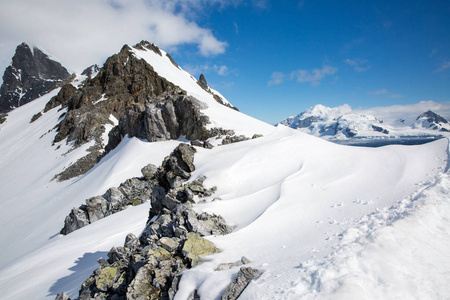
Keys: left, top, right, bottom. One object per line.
{"left": 173, "top": 128, "right": 448, "bottom": 299}
{"left": 0, "top": 44, "right": 449, "bottom": 300}
{"left": 281, "top": 102, "right": 450, "bottom": 140}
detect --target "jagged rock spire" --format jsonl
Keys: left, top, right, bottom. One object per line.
{"left": 0, "top": 43, "right": 71, "bottom": 113}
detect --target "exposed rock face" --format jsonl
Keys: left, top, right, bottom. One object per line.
{"left": 416, "top": 110, "right": 450, "bottom": 132}
{"left": 46, "top": 41, "right": 212, "bottom": 181}
{"left": 0, "top": 43, "right": 71, "bottom": 113}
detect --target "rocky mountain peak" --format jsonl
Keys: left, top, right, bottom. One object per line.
{"left": 415, "top": 110, "right": 450, "bottom": 132}
{"left": 44, "top": 41, "right": 214, "bottom": 181}
{"left": 0, "top": 43, "right": 71, "bottom": 113}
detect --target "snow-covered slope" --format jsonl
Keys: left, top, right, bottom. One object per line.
{"left": 0, "top": 43, "right": 449, "bottom": 300}
{"left": 280, "top": 102, "right": 450, "bottom": 140}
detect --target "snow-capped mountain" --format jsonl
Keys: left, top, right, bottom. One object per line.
{"left": 280, "top": 103, "right": 450, "bottom": 140}
{"left": 0, "top": 43, "right": 71, "bottom": 114}
{"left": 0, "top": 42, "right": 449, "bottom": 300}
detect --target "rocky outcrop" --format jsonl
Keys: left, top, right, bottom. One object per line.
{"left": 59, "top": 144, "right": 240, "bottom": 300}
{"left": 0, "top": 43, "right": 71, "bottom": 113}
{"left": 44, "top": 41, "right": 214, "bottom": 181}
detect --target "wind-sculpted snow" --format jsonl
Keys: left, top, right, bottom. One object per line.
{"left": 173, "top": 127, "right": 448, "bottom": 299}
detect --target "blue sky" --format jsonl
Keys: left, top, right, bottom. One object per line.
{"left": 0, "top": 0, "right": 449, "bottom": 124}
{"left": 172, "top": 0, "right": 450, "bottom": 123}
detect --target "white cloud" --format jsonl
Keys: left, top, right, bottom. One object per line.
{"left": 290, "top": 65, "right": 338, "bottom": 86}
{"left": 268, "top": 72, "right": 285, "bottom": 86}
{"left": 345, "top": 58, "right": 371, "bottom": 72}
{"left": 0, "top": 0, "right": 227, "bottom": 74}
{"left": 433, "top": 61, "right": 450, "bottom": 73}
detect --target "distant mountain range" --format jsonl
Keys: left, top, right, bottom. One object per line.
{"left": 279, "top": 104, "right": 450, "bottom": 140}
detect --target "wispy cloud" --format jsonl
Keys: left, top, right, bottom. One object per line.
{"left": 268, "top": 72, "right": 285, "bottom": 86}
{"left": 290, "top": 65, "right": 338, "bottom": 86}
{"left": 268, "top": 65, "right": 337, "bottom": 86}
{"left": 368, "top": 89, "right": 390, "bottom": 95}
{"left": 183, "top": 64, "right": 229, "bottom": 77}
{"left": 368, "top": 89, "right": 404, "bottom": 98}
{"left": 0, "top": 0, "right": 228, "bottom": 73}
{"left": 344, "top": 58, "right": 371, "bottom": 72}
{"left": 433, "top": 61, "right": 450, "bottom": 73}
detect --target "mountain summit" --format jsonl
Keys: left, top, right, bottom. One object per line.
{"left": 0, "top": 43, "right": 71, "bottom": 114}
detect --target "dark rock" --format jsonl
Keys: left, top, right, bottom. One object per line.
{"left": 220, "top": 267, "right": 264, "bottom": 300}
{"left": 198, "top": 74, "right": 208, "bottom": 90}
{"left": 417, "top": 110, "right": 448, "bottom": 124}
{"left": 372, "top": 125, "right": 389, "bottom": 134}
{"left": 0, "top": 43, "right": 71, "bottom": 113}
{"left": 30, "top": 112, "right": 42, "bottom": 123}
{"left": 0, "top": 113, "right": 7, "bottom": 124}
{"left": 55, "top": 149, "right": 102, "bottom": 181}
{"left": 221, "top": 135, "right": 250, "bottom": 145}
{"left": 81, "top": 64, "right": 100, "bottom": 79}
{"left": 60, "top": 206, "right": 89, "bottom": 235}
{"left": 44, "top": 84, "right": 77, "bottom": 113}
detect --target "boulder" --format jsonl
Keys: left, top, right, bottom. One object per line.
{"left": 127, "top": 265, "right": 159, "bottom": 300}
{"left": 142, "top": 163, "right": 158, "bottom": 180}
{"left": 60, "top": 206, "right": 89, "bottom": 235}
{"left": 220, "top": 267, "right": 264, "bottom": 300}
{"left": 95, "top": 266, "right": 119, "bottom": 292}
{"left": 182, "top": 232, "right": 221, "bottom": 267}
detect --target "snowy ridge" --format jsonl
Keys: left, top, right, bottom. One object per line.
{"left": 280, "top": 102, "right": 450, "bottom": 140}
{"left": 131, "top": 44, "right": 274, "bottom": 137}
{"left": 0, "top": 42, "right": 449, "bottom": 300}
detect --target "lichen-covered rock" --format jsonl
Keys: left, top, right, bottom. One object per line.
{"left": 96, "top": 266, "right": 119, "bottom": 292}
{"left": 127, "top": 265, "right": 159, "bottom": 300}
{"left": 220, "top": 267, "right": 264, "bottom": 300}
{"left": 182, "top": 232, "right": 221, "bottom": 267}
